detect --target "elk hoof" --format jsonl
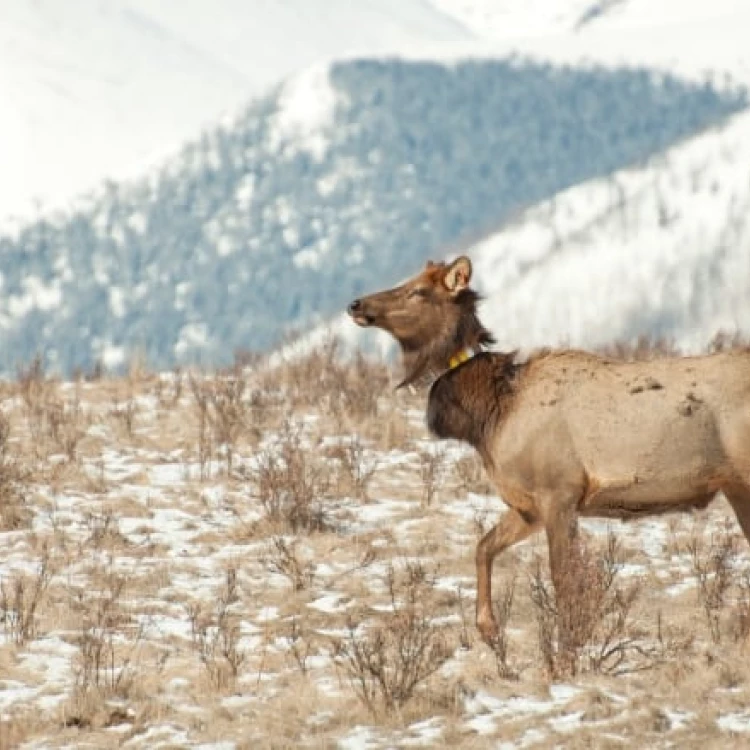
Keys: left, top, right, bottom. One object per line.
{"left": 477, "top": 616, "right": 499, "bottom": 646}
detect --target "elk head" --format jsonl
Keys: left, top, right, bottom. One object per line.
{"left": 347, "top": 256, "right": 494, "bottom": 387}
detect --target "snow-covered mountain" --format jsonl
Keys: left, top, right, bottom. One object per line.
{"left": 472, "top": 110, "right": 750, "bottom": 354}
{"left": 427, "top": 0, "right": 750, "bottom": 353}
{"left": 4, "top": 0, "right": 750, "bottom": 373}
{"left": 0, "top": 0, "right": 471, "bottom": 223}
{"left": 431, "top": 0, "right": 747, "bottom": 53}
{"left": 429, "top": 0, "right": 607, "bottom": 38}
{"left": 312, "top": 0, "right": 750, "bottom": 358}
{"left": 1, "top": 54, "right": 740, "bottom": 374}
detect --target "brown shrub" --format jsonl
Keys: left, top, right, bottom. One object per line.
{"left": 334, "top": 610, "right": 452, "bottom": 715}
{"left": 333, "top": 559, "right": 453, "bottom": 714}
{"left": 276, "top": 338, "right": 390, "bottom": 424}
{"left": 153, "top": 366, "right": 184, "bottom": 411}
{"left": 598, "top": 331, "right": 749, "bottom": 362}
{"left": 63, "top": 560, "right": 145, "bottom": 729}
{"left": 688, "top": 520, "right": 738, "bottom": 644}
{"left": 416, "top": 444, "right": 445, "bottom": 507}
{"left": 283, "top": 615, "right": 316, "bottom": 675}
{"left": 263, "top": 535, "right": 315, "bottom": 591}
{"left": 188, "top": 373, "right": 216, "bottom": 480}
{"left": 205, "top": 368, "right": 248, "bottom": 475}
{"left": 0, "top": 545, "right": 54, "bottom": 645}
{"left": 455, "top": 453, "right": 495, "bottom": 496}
{"left": 597, "top": 335, "right": 681, "bottom": 361}
{"left": 329, "top": 434, "right": 379, "bottom": 502}
{"left": 254, "top": 421, "right": 330, "bottom": 533}
{"left": 529, "top": 534, "right": 670, "bottom": 678}
{"left": 730, "top": 570, "right": 750, "bottom": 645}
{"left": 186, "top": 567, "right": 245, "bottom": 692}
{"left": 490, "top": 574, "right": 518, "bottom": 680}
{"left": 0, "top": 412, "right": 31, "bottom": 531}
{"left": 46, "top": 384, "right": 89, "bottom": 461}
{"left": 109, "top": 381, "right": 139, "bottom": 439}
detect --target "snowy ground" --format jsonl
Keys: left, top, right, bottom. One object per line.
{"left": 2, "top": 348, "right": 750, "bottom": 748}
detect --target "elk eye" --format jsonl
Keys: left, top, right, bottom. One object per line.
{"left": 408, "top": 287, "right": 429, "bottom": 299}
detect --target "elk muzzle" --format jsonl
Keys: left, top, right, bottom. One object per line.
{"left": 347, "top": 298, "right": 374, "bottom": 327}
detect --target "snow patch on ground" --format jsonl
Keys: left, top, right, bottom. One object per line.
{"left": 717, "top": 711, "right": 750, "bottom": 733}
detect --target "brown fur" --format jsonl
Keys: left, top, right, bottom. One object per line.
{"left": 348, "top": 259, "right": 494, "bottom": 387}
{"left": 348, "top": 257, "right": 750, "bottom": 644}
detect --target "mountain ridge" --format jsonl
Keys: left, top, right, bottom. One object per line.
{"left": 1, "top": 56, "right": 743, "bottom": 374}
{"left": 0, "top": 0, "right": 472, "bottom": 222}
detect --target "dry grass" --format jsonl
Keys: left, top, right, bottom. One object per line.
{"left": 0, "top": 719, "right": 28, "bottom": 750}
{"left": 489, "top": 573, "right": 518, "bottom": 680}
{"left": 0, "top": 412, "right": 31, "bottom": 531}
{"left": 455, "top": 453, "right": 495, "bottom": 497}
{"left": 416, "top": 443, "right": 445, "bottom": 507}
{"left": 328, "top": 434, "right": 380, "bottom": 502}
{"left": 63, "top": 557, "right": 147, "bottom": 729}
{"left": 16, "top": 357, "right": 91, "bottom": 463}
{"left": 186, "top": 567, "right": 246, "bottom": 692}
{"left": 1, "top": 341, "right": 750, "bottom": 748}
{"left": 0, "top": 544, "right": 54, "bottom": 645}
{"left": 684, "top": 519, "right": 750, "bottom": 646}
{"left": 688, "top": 520, "right": 737, "bottom": 643}
{"left": 282, "top": 614, "right": 316, "bottom": 675}
{"left": 274, "top": 338, "right": 390, "bottom": 424}
{"left": 597, "top": 330, "right": 750, "bottom": 361}
{"left": 262, "top": 535, "right": 315, "bottom": 592}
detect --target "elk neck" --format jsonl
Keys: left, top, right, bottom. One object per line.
{"left": 427, "top": 351, "right": 521, "bottom": 453}
{"left": 397, "top": 289, "right": 495, "bottom": 388}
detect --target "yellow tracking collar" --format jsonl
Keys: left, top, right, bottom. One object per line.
{"left": 448, "top": 349, "right": 473, "bottom": 369}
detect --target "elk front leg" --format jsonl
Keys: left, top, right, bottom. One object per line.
{"left": 475, "top": 508, "right": 539, "bottom": 644}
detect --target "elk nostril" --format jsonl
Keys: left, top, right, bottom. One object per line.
{"left": 348, "top": 299, "right": 361, "bottom": 314}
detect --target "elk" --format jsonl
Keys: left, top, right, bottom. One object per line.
{"left": 348, "top": 256, "right": 750, "bottom": 645}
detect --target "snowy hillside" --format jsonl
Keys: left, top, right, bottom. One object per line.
{"left": 0, "top": 57, "right": 741, "bottom": 374}
{"left": 329, "top": 0, "right": 750, "bottom": 356}
{"left": 447, "top": 0, "right": 750, "bottom": 353}
{"left": 429, "top": 0, "right": 605, "bottom": 38}
{"left": 0, "top": 0, "right": 470, "bottom": 222}
{"left": 431, "top": 0, "right": 748, "bottom": 51}
{"left": 473, "top": 109, "right": 750, "bottom": 353}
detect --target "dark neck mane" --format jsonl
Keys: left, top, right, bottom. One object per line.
{"left": 426, "top": 351, "right": 521, "bottom": 455}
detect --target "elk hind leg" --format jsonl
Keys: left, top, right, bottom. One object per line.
{"left": 723, "top": 483, "right": 750, "bottom": 548}
{"left": 476, "top": 508, "right": 539, "bottom": 644}
{"left": 544, "top": 495, "right": 587, "bottom": 674}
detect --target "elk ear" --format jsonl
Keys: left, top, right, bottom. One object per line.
{"left": 443, "top": 256, "right": 472, "bottom": 294}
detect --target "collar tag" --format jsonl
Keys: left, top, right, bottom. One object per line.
{"left": 449, "top": 348, "right": 473, "bottom": 369}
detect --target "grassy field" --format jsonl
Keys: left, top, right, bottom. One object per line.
{"left": 1, "top": 342, "right": 750, "bottom": 749}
